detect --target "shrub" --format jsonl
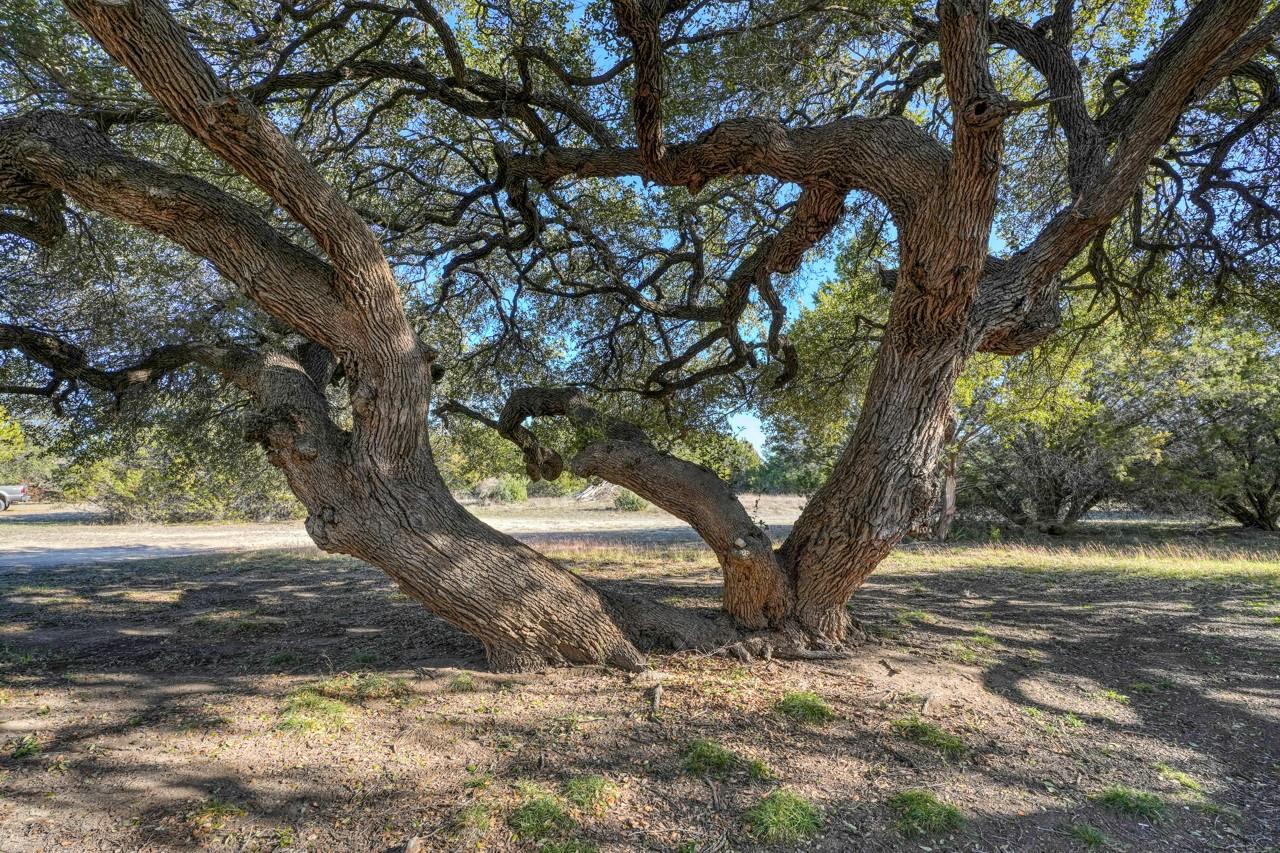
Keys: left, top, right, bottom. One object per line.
{"left": 613, "top": 489, "right": 649, "bottom": 511}
{"left": 471, "top": 474, "right": 527, "bottom": 504}
{"left": 53, "top": 423, "right": 302, "bottom": 522}
{"left": 527, "top": 474, "right": 587, "bottom": 497}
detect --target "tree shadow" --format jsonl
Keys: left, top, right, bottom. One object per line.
{"left": 0, "top": 546, "right": 1276, "bottom": 850}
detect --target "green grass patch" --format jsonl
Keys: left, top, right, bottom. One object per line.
{"left": 1092, "top": 689, "right": 1130, "bottom": 705}
{"left": 10, "top": 734, "right": 40, "bottom": 758}
{"left": 775, "top": 691, "right": 835, "bottom": 724}
{"left": 891, "top": 715, "right": 966, "bottom": 757}
{"left": 1094, "top": 786, "right": 1164, "bottom": 819}
{"left": 452, "top": 801, "right": 493, "bottom": 833}
{"left": 564, "top": 775, "right": 618, "bottom": 814}
{"left": 969, "top": 626, "right": 998, "bottom": 647}
{"left": 312, "top": 672, "right": 410, "bottom": 701}
{"left": 1155, "top": 763, "right": 1202, "bottom": 792}
{"left": 1064, "top": 822, "right": 1113, "bottom": 849}
{"left": 1189, "top": 799, "right": 1242, "bottom": 819}
{"left": 0, "top": 645, "right": 42, "bottom": 673}
{"left": 880, "top": 541, "right": 1280, "bottom": 585}
{"left": 266, "top": 651, "right": 304, "bottom": 669}
{"left": 447, "top": 673, "right": 477, "bottom": 693}
{"left": 896, "top": 609, "right": 936, "bottom": 626}
{"left": 508, "top": 784, "right": 574, "bottom": 842}
{"left": 887, "top": 789, "right": 965, "bottom": 836}
{"left": 945, "top": 641, "right": 982, "bottom": 663}
{"left": 277, "top": 688, "right": 348, "bottom": 733}
{"left": 682, "top": 738, "right": 773, "bottom": 780}
{"left": 186, "top": 797, "right": 245, "bottom": 835}
{"left": 745, "top": 790, "right": 822, "bottom": 843}
{"left": 464, "top": 765, "right": 492, "bottom": 790}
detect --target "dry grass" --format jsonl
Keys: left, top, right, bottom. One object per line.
{"left": 884, "top": 540, "right": 1280, "bottom": 584}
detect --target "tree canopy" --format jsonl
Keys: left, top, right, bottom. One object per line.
{"left": 1, "top": 0, "right": 1277, "bottom": 668}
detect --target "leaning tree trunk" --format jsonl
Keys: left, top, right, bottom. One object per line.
{"left": 306, "top": 475, "right": 645, "bottom": 671}
{"left": 780, "top": 333, "right": 970, "bottom": 642}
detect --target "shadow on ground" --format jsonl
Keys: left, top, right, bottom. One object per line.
{"left": 0, "top": 544, "right": 1276, "bottom": 851}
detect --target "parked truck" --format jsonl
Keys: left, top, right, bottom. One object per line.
{"left": 0, "top": 484, "right": 30, "bottom": 510}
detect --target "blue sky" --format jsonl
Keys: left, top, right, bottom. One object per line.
{"left": 729, "top": 411, "right": 769, "bottom": 453}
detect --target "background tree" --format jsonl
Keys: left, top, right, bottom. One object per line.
{"left": 1, "top": 0, "right": 1277, "bottom": 668}
{"left": 1136, "top": 322, "right": 1280, "bottom": 530}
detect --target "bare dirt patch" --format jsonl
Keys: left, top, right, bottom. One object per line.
{"left": 0, "top": 528, "right": 1276, "bottom": 851}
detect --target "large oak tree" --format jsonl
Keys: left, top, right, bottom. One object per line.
{"left": 1, "top": 0, "right": 1277, "bottom": 668}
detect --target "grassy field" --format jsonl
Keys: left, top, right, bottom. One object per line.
{"left": 0, "top": 524, "right": 1277, "bottom": 851}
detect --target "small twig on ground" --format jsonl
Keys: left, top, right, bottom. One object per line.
{"left": 879, "top": 658, "right": 900, "bottom": 676}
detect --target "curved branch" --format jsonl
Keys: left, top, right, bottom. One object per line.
{"left": 973, "top": 0, "right": 1266, "bottom": 349}
{"left": 442, "top": 387, "right": 793, "bottom": 628}
{"left": 510, "top": 115, "right": 947, "bottom": 223}
{"left": 63, "top": 0, "right": 389, "bottom": 300}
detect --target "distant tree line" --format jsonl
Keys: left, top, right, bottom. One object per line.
{"left": 760, "top": 254, "right": 1280, "bottom": 534}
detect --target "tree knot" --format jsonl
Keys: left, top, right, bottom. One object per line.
{"left": 961, "top": 94, "right": 1011, "bottom": 129}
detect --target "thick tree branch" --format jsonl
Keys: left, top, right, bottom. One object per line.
{"left": 63, "top": 0, "right": 444, "bottom": 466}
{"left": 63, "top": 0, "right": 389, "bottom": 305}
{"left": 0, "top": 322, "right": 226, "bottom": 397}
{"left": 510, "top": 116, "right": 947, "bottom": 224}
{"left": 0, "top": 111, "right": 345, "bottom": 349}
{"left": 990, "top": 15, "right": 1105, "bottom": 193}
{"left": 972, "top": 0, "right": 1266, "bottom": 350}
{"left": 442, "top": 387, "right": 793, "bottom": 627}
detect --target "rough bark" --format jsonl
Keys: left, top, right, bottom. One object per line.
{"left": 934, "top": 449, "right": 959, "bottom": 542}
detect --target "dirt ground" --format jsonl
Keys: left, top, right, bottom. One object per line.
{"left": 0, "top": 511, "right": 1277, "bottom": 851}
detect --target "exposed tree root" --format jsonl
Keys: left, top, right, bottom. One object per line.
{"left": 602, "top": 589, "right": 861, "bottom": 666}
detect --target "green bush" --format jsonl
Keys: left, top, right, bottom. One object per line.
{"left": 527, "top": 474, "right": 587, "bottom": 497}
{"left": 56, "top": 437, "right": 301, "bottom": 523}
{"left": 471, "top": 474, "right": 528, "bottom": 504}
{"left": 613, "top": 489, "right": 649, "bottom": 511}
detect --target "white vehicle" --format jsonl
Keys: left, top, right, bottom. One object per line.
{"left": 0, "top": 484, "right": 30, "bottom": 510}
